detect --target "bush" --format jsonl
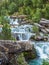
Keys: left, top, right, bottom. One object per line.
{"left": 33, "top": 25, "right": 39, "bottom": 34}
{"left": 8, "top": 2, "right": 18, "bottom": 14}
{"left": 2, "top": 23, "right": 11, "bottom": 40}
{"left": 17, "top": 53, "right": 28, "bottom": 65}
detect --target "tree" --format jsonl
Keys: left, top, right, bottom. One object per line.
{"left": 31, "top": 0, "right": 43, "bottom": 8}
{"left": 18, "top": 0, "right": 24, "bottom": 7}
{"left": 32, "top": 8, "right": 42, "bottom": 23}
{"left": 1, "top": 7, "right": 7, "bottom": 15}
{"left": 23, "top": 6, "right": 31, "bottom": 15}
{"left": 8, "top": 2, "right": 18, "bottom": 14}
{"left": 24, "top": 0, "right": 32, "bottom": 7}
{"left": 45, "top": 4, "right": 49, "bottom": 19}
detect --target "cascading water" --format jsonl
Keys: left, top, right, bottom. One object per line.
{"left": 35, "top": 46, "right": 48, "bottom": 59}
{"left": 28, "top": 41, "right": 49, "bottom": 65}
{"left": 35, "top": 42, "right": 49, "bottom": 59}
{"left": 11, "top": 24, "right": 34, "bottom": 40}
{"left": 6, "top": 17, "right": 49, "bottom": 65}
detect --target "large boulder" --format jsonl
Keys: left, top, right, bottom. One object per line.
{"left": 18, "top": 41, "right": 33, "bottom": 51}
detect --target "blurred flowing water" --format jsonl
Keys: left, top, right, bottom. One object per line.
{"left": 28, "top": 41, "right": 49, "bottom": 65}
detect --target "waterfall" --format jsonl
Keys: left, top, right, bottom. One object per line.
{"left": 36, "top": 46, "right": 48, "bottom": 59}
{"left": 28, "top": 42, "right": 49, "bottom": 65}
{"left": 11, "top": 22, "right": 33, "bottom": 40}
{"left": 34, "top": 42, "right": 49, "bottom": 59}
{"left": 8, "top": 17, "right": 49, "bottom": 60}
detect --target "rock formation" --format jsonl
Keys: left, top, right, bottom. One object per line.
{"left": 0, "top": 40, "right": 37, "bottom": 65}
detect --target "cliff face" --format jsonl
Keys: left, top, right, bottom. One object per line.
{"left": 0, "top": 40, "right": 37, "bottom": 65}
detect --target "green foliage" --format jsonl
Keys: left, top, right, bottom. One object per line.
{"left": 0, "top": 16, "right": 10, "bottom": 25}
{"left": 0, "top": 33, "right": 3, "bottom": 40}
{"left": 0, "top": 16, "right": 12, "bottom": 40}
{"left": 31, "top": 0, "right": 43, "bottom": 8}
{"left": 42, "top": 60, "right": 49, "bottom": 65}
{"left": 17, "top": 53, "right": 28, "bottom": 65}
{"left": 2, "top": 23, "right": 11, "bottom": 40}
{"left": 33, "top": 25, "right": 39, "bottom": 34}
{"left": 24, "top": 0, "right": 32, "bottom": 7}
{"left": 32, "top": 8, "right": 42, "bottom": 23}
{"left": 1, "top": 7, "right": 7, "bottom": 15}
{"left": 0, "top": 0, "right": 49, "bottom": 22}
{"left": 8, "top": 2, "right": 18, "bottom": 14}
{"left": 45, "top": 4, "right": 49, "bottom": 19}
{"left": 24, "top": 52, "right": 36, "bottom": 59}
{"left": 23, "top": 6, "right": 31, "bottom": 15}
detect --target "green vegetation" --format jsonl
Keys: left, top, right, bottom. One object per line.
{"left": 0, "top": 0, "right": 49, "bottom": 40}
{"left": 0, "top": 0, "right": 49, "bottom": 22}
{"left": 0, "top": 16, "right": 15, "bottom": 40}
{"left": 9, "top": 53, "right": 28, "bottom": 65}
{"left": 2, "top": 23, "right": 11, "bottom": 40}
{"left": 24, "top": 52, "right": 36, "bottom": 60}
{"left": 33, "top": 25, "right": 39, "bottom": 35}
{"left": 17, "top": 53, "right": 28, "bottom": 65}
{"left": 42, "top": 60, "right": 49, "bottom": 65}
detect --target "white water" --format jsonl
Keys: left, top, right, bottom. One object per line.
{"left": 10, "top": 20, "right": 34, "bottom": 40}
{"left": 36, "top": 45, "right": 48, "bottom": 59}
{"left": 34, "top": 42, "right": 49, "bottom": 60}
{"left": 28, "top": 42, "right": 49, "bottom": 65}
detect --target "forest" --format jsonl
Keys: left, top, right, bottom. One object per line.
{"left": 0, "top": 0, "right": 49, "bottom": 23}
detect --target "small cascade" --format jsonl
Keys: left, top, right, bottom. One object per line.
{"left": 34, "top": 42, "right": 49, "bottom": 59}
{"left": 29, "top": 42, "right": 49, "bottom": 65}
{"left": 36, "top": 46, "right": 48, "bottom": 59}
{"left": 11, "top": 23, "right": 33, "bottom": 41}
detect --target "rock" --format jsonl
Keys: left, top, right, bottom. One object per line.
{"left": 0, "top": 40, "right": 37, "bottom": 65}
{"left": 23, "top": 44, "right": 37, "bottom": 60}
{"left": 18, "top": 41, "right": 33, "bottom": 51}
{"left": 0, "top": 52, "right": 8, "bottom": 65}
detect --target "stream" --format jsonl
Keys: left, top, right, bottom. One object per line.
{"left": 5, "top": 17, "right": 49, "bottom": 65}
{"left": 28, "top": 41, "right": 49, "bottom": 65}
{"left": 10, "top": 18, "right": 49, "bottom": 65}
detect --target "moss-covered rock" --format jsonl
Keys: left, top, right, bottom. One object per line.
{"left": 9, "top": 53, "right": 29, "bottom": 65}
{"left": 17, "top": 53, "right": 29, "bottom": 65}
{"left": 23, "top": 45, "right": 37, "bottom": 60}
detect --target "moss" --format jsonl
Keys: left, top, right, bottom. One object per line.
{"left": 17, "top": 53, "right": 29, "bottom": 65}
{"left": 9, "top": 53, "right": 28, "bottom": 65}
{"left": 23, "top": 45, "right": 37, "bottom": 60}
{"left": 23, "top": 51, "right": 37, "bottom": 60}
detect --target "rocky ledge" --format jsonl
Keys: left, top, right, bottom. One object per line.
{"left": 0, "top": 40, "right": 37, "bottom": 65}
